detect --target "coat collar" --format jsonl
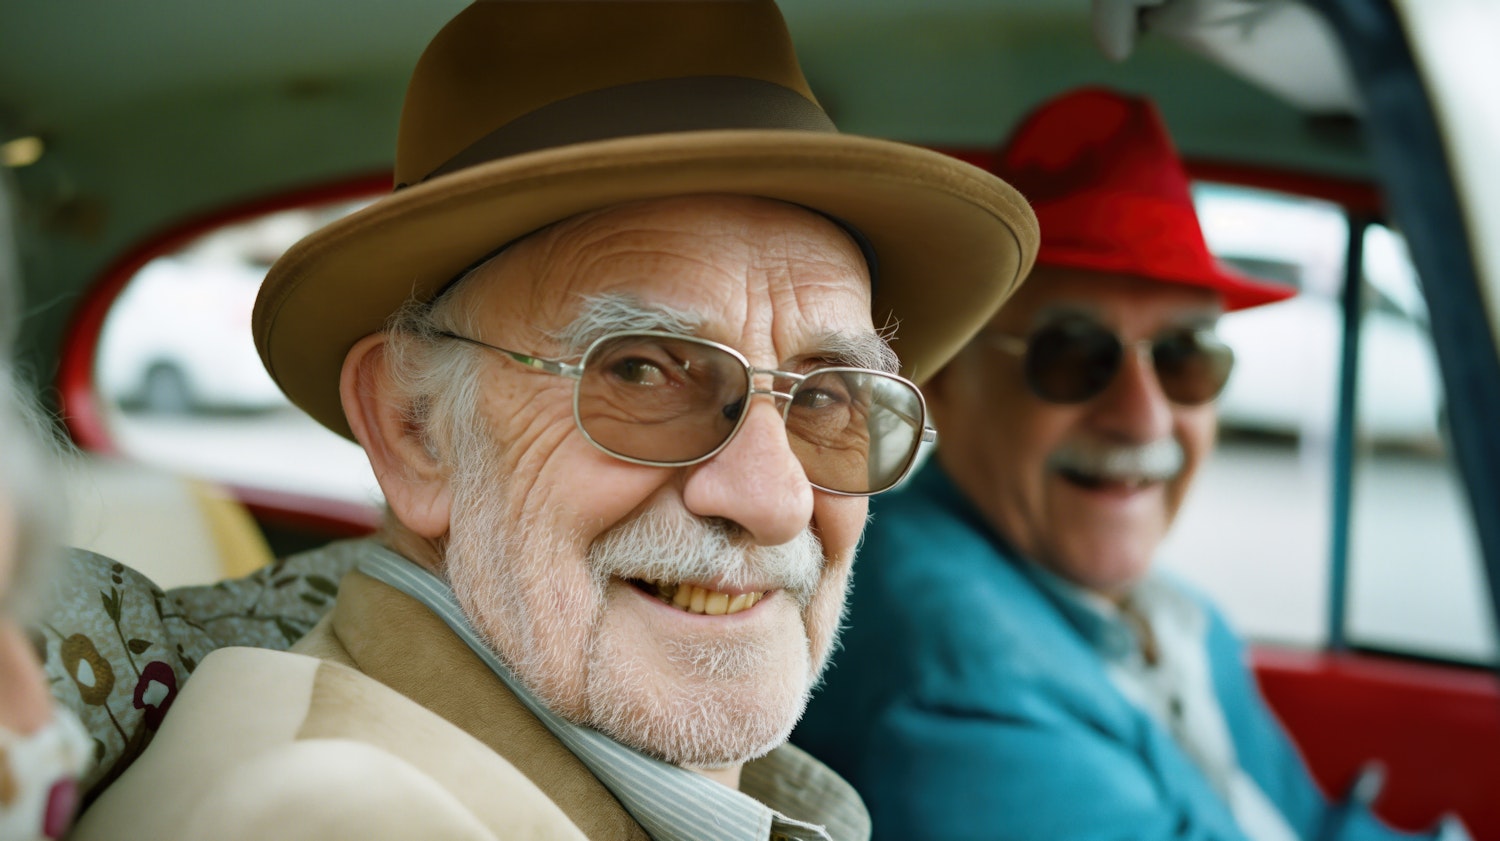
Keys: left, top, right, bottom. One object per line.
{"left": 329, "top": 544, "right": 867, "bottom": 841}
{"left": 329, "top": 568, "right": 649, "bottom": 841}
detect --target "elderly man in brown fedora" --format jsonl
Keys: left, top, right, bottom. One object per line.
{"left": 68, "top": 2, "right": 1035, "bottom": 839}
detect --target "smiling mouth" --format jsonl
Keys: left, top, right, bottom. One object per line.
{"left": 631, "top": 579, "right": 766, "bottom": 615}
{"left": 1058, "top": 467, "right": 1162, "bottom": 492}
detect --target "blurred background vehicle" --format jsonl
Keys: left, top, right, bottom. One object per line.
{"left": 95, "top": 249, "right": 284, "bottom": 414}
{"left": 1202, "top": 184, "right": 1444, "bottom": 450}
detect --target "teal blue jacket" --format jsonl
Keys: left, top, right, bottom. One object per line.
{"left": 794, "top": 461, "right": 1434, "bottom": 841}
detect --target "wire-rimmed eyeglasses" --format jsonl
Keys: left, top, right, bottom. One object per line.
{"left": 437, "top": 329, "right": 935, "bottom": 496}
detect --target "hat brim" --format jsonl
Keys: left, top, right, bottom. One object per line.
{"left": 254, "top": 130, "right": 1038, "bottom": 439}
{"left": 1035, "top": 245, "right": 1297, "bottom": 311}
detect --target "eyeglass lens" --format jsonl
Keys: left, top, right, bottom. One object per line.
{"left": 575, "top": 334, "right": 924, "bottom": 494}
{"left": 1022, "top": 318, "right": 1233, "bottom": 405}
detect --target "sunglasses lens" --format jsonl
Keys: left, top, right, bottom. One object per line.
{"left": 576, "top": 334, "right": 748, "bottom": 463}
{"left": 786, "top": 369, "right": 925, "bottom": 495}
{"left": 1153, "top": 329, "right": 1235, "bottom": 405}
{"left": 1025, "top": 320, "right": 1122, "bottom": 403}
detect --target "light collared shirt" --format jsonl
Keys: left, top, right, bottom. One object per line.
{"left": 1027, "top": 565, "right": 1302, "bottom": 841}
{"left": 358, "top": 544, "right": 868, "bottom": 841}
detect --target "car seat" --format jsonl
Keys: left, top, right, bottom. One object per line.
{"left": 63, "top": 454, "right": 274, "bottom": 587}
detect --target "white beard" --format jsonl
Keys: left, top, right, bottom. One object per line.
{"left": 441, "top": 451, "right": 836, "bottom": 769}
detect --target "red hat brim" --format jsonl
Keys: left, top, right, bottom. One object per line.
{"left": 997, "top": 87, "right": 1296, "bottom": 312}
{"left": 1032, "top": 192, "right": 1296, "bottom": 311}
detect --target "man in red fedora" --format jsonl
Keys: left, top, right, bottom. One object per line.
{"left": 796, "top": 88, "right": 1465, "bottom": 841}
{"left": 64, "top": 2, "right": 1035, "bottom": 839}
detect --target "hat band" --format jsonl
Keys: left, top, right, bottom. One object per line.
{"left": 422, "top": 75, "right": 837, "bottom": 183}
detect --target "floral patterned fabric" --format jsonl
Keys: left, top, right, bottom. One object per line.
{"left": 31, "top": 538, "right": 366, "bottom": 799}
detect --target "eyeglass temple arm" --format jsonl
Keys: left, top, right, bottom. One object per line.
{"left": 435, "top": 331, "right": 584, "bottom": 378}
{"left": 878, "top": 406, "right": 937, "bottom": 444}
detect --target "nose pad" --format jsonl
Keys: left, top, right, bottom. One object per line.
{"left": 720, "top": 375, "right": 789, "bottom": 422}
{"left": 681, "top": 396, "right": 814, "bottom": 547}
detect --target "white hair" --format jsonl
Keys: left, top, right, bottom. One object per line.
{"left": 381, "top": 276, "right": 705, "bottom": 475}
{"left": 381, "top": 294, "right": 491, "bottom": 473}
{"left": 550, "top": 292, "right": 702, "bottom": 354}
{"left": 0, "top": 366, "right": 67, "bottom": 617}
{"left": 1, "top": 175, "right": 67, "bottom": 620}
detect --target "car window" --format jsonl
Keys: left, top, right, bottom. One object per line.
{"left": 1159, "top": 183, "right": 1495, "bottom": 666}
{"left": 1346, "top": 222, "right": 1495, "bottom": 663}
{"left": 1158, "top": 184, "right": 1345, "bottom": 649}
{"left": 93, "top": 200, "right": 382, "bottom": 510}
{"left": 91, "top": 181, "right": 1495, "bottom": 667}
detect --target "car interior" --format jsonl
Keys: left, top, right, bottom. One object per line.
{"left": 3, "top": 0, "right": 1498, "bottom": 835}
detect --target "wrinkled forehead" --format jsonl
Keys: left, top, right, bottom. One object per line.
{"left": 451, "top": 195, "right": 878, "bottom": 352}
{"left": 995, "top": 266, "right": 1224, "bottom": 332}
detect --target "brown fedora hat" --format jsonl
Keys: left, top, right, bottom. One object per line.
{"left": 254, "top": 0, "right": 1038, "bottom": 439}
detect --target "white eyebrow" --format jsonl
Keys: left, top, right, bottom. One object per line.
{"left": 809, "top": 329, "right": 900, "bottom": 374}
{"left": 551, "top": 293, "right": 703, "bottom": 355}
{"left": 553, "top": 292, "right": 899, "bottom": 373}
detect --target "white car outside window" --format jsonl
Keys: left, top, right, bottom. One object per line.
{"left": 1197, "top": 184, "right": 1443, "bottom": 449}
{"left": 96, "top": 253, "right": 286, "bottom": 413}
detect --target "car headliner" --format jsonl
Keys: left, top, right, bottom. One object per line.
{"left": 0, "top": 0, "right": 1377, "bottom": 376}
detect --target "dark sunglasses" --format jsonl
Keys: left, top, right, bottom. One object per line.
{"left": 437, "top": 330, "right": 936, "bottom": 496}
{"left": 985, "top": 316, "right": 1234, "bottom": 405}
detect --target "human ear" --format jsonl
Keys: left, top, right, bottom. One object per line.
{"left": 340, "top": 333, "right": 451, "bottom": 539}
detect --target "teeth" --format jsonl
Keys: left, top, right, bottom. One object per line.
{"left": 649, "top": 581, "right": 765, "bottom": 616}
{"left": 1063, "top": 468, "right": 1155, "bottom": 490}
{"left": 705, "top": 592, "right": 730, "bottom": 615}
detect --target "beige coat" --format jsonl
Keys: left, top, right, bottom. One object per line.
{"left": 71, "top": 572, "right": 657, "bottom": 840}
{"left": 71, "top": 570, "right": 865, "bottom": 840}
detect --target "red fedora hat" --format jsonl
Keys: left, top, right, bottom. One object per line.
{"left": 993, "top": 87, "right": 1293, "bottom": 311}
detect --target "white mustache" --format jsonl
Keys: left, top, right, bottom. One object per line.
{"left": 586, "top": 509, "right": 824, "bottom": 608}
{"left": 1046, "top": 437, "right": 1184, "bottom": 482}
